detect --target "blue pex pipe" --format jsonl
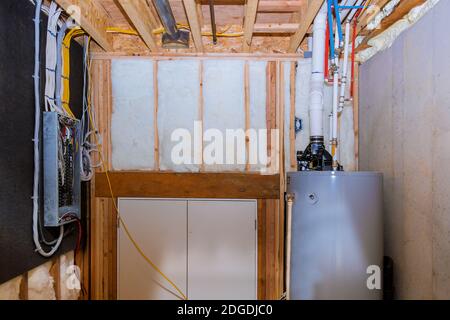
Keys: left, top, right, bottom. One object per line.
{"left": 333, "top": 0, "right": 343, "bottom": 44}
{"left": 327, "top": 0, "right": 335, "bottom": 59}
{"left": 338, "top": 5, "right": 365, "bottom": 9}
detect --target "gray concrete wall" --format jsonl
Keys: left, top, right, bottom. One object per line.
{"left": 359, "top": 0, "right": 450, "bottom": 299}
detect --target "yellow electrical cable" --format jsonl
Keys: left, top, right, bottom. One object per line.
{"left": 61, "top": 27, "right": 85, "bottom": 118}
{"left": 106, "top": 25, "right": 243, "bottom": 38}
{"left": 84, "top": 38, "right": 187, "bottom": 300}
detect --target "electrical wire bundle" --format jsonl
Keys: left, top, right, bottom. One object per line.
{"left": 33, "top": 0, "right": 84, "bottom": 258}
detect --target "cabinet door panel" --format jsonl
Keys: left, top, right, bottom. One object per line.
{"left": 118, "top": 199, "right": 187, "bottom": 300}
{"left": 187, "top": 200, "right": 257, "bottom": 300}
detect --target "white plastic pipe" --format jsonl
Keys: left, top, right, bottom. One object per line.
{"left": 309, "top": 3, "right": 328, "bottom": 138}
{"left": 339, "top": 21, "right": 351, "bottom": 112}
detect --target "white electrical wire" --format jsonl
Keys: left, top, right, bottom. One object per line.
{"left": 80, "top": 37, "right": 103, "bottom": 181}
{"left": 44, "top": 2, "right": 65, "bottom": 114}
{"left": 33, "top": 0, "right": 64, "bottom": 257}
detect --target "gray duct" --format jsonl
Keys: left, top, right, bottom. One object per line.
{"left": 153, "top": 0, "right": 190, "bottom": 48}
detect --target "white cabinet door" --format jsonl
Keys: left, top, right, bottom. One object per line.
{"left": 187, "top": 200, "right": 257, "bottom": 300}
{"left": 118, "top": 199, "right": 187, "bottom": 300}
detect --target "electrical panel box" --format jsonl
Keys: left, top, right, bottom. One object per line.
{"left": 43, "top": 112, "right": 81, "bottom": 227}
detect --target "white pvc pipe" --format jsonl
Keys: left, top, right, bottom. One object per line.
{"left": 339, "top": 22, "right": 351, "bottom": 112}
{"left": 309, "top": 3, "right": 328, "bottom": 138}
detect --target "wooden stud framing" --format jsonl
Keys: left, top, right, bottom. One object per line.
{"left": 289, "top": 62, "right": 297, "bottom": 170}
{"left": 277, "top": 61, "right": 285, "bottom": 297}
{"left": 54, "top": 0, "right": 113, "bottom": 51}
{"left": 266, "top": 62, "right": 277, "bottom": 171}
{"left": 116, "top": 0, "right": 160, "bottom": 52}
{"left": 199, "top": 61, "right": 205, "bottom": 171}
{"left": 19, "top": 273, "right": 28, "bottom": 300}
{"left": 183, "top": 0, "right": 204, "bottom": 52}
{"left": 244, "top": 62, "right": 251, "bottom": 171}
{"left": 49, "top": 257, "right": 61, "bottom": 300}
{"left": 153, "top": 60, "right": 160, "bottom": 170}
{"left": 288, "top": 0, "right": 324, "bottom": 53}
{"left": 243, "top": 0, "right": 259, "bottom": 52}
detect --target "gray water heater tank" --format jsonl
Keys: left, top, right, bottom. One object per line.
{"left": 287, "top": 171, "right": 383, "bottom": 300}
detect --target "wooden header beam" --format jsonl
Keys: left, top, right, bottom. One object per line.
{"left": 288, "top": 0, "right": 324, "bottom": 53}
{"left": 243, "top": 0, "right": 259, "bottom": 52}
{"left": 54, "top": 0, "right": 113, "bottom": 51}
{"left": 183, "top": 0, "right": 204, "bottom": 52}
{"left": 117, "top": 0, "right": 159, "bottom": 52}
{"left": 95, "top": 172, "right": 280, "bottom": 199}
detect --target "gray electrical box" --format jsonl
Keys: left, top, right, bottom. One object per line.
{"left": 43, "top": 112, "right": 81, "bottom": 227}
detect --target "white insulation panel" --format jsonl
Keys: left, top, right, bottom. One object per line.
{"left": 158, "top": 60, "right": 200, "bottom": 172}
{"left": 203, "top": 60, "right": 246, "bottom": 172}
{"left": 111, "top": 60, "right": 155, "bottom": 170}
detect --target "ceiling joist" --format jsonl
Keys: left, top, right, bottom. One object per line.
{"left": 183, "top": 0, "right": 205, "bottom": 52}
{"left": 243, "top": 0, "right": 259, "bottom": 52}
{"left": 198, "top": 0, "right": 304, "bottom": 12}
{"left": 288, "top": 0, "right": 324, "bottom": 53}
{"left": 54, "top": 0, "right": 113, "bottom": 51}
{"left": 116, "top": 0, "right": 160, "bottom": 52}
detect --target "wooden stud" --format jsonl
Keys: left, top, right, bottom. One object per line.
{"left": 288, "top": 0, "right": 325, "bottom": 53}
{"left": 183, "top": 0, "right": 204, "bottom": 52}
{"left": 54, "top": 0, "right": 113, "bottom": 51}
{"left": 196, "top": 2, "right": 205, "bottom": 28}
{"left": 19, "top": 273, "right": 28, "bottom": 300}
{"left": 266, "top": 62, "right": 277, "bottom": 169}
{"left": 277, "top": 61, "right": 285, "bottom": 298}
{"left": 244, "top": 62, "right": 251, "bottom": 171}
{"left": 199, "top": 61, "right": 205, "bottom": 171}
{"left": 116, "top": 0, "right": 160, "bottom": 52}
{"left": 153, "top": 60, "right": 160, "bottom": 170}
{"left": 257, "top": 199, "right": 266, "bottom": 299}
{"left": 289, "top": 62, "right": 297, "bottom": 169}
{"left": 49, "top": 257, "right": 61, "bottom": 300}
{"left": 243, "top": 0, "right": 259, "bottom": 52}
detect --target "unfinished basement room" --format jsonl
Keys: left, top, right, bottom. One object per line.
{"left": 1, "top": 0, "right": 449, "bottom": 308}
